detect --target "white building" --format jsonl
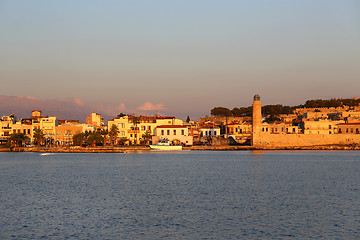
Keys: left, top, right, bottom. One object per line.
{"left": 152, "top": 125, "right": 193, "bottom": 146}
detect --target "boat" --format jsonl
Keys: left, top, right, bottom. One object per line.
{"left": 40, "top": 153, "right": 55, "bottom": 156}
{"left": 150, "top": 139, "right": 182, "bottom": 151}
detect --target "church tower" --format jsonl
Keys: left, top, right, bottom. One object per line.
{"left": 252, "top": 94, "right": 262, "bottom": 146}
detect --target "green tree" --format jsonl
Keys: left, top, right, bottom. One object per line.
{"left": 73, "top": 133, "right": 86, "bottom": 146}
{"left": 117, "top": 113, "right": 127, "bottom": 118}
{"left": 142, "top": 132, "right": 152, "bottom": 146}
{"left": 211, "top": 107, "right": 232, "bottom": 117}
{"left": 87, "top": 132, "right": 103, "bottom": 147}
{"left": 118, "top": 137, "right": 129, "bottom": 146}
{"left": 100, "top": 129, "right": 109, "bottom": 146}
{"left": 108, "top": 125, "right": 119, "bottom": 146}
{"left": 10, "top": 133, "right": 27, "bottom": 147}
{"left": 33, "top": 128, "right": 45, "bottom": 147}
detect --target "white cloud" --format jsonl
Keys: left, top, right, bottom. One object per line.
{"left": 137, "top": 102, "right": 166, "bottom": 111}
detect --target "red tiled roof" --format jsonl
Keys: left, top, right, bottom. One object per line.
{"left": 156, "top": 125, "right": 186, "bottom": 129}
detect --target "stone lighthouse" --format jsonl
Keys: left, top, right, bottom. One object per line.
{"left": 251, "top": 94, "right": 262, "bottom": 146}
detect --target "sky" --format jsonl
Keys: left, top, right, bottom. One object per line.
{"left": 1, "top": 0, "right": 360, "bottom": 121}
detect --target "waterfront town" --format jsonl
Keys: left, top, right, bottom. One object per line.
{"left": 1, "top": 95, "right": 360, "bottom": 151}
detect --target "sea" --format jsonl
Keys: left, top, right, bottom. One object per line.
{"left": 0, "top": 151, "right": 359, "bottom": 239}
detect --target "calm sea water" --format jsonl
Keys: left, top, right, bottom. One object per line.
{"left": 0, "top": 151, "right": 359, "bottom": 239}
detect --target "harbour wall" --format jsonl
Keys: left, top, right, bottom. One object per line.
{"left": 252, "top": 133, "right": 360, "bottom": 147}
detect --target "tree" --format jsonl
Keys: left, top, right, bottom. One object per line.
{"left": 87, "top": 132, "right": 103, "bottom": 147}
{"left": 118, "top": 137, "right": 129, "bottom": 146}
{"left": 186, "top": 116, "right": 191, "bottom": 123}
{"left": 100, "top": 129, "right": 109, "bottom": 146}
{"left": 33, "top": 128, "right": 45, "bottom": 147}
{"left": 108, "top": 125, "right": 119, "bottom": 146}
{"left": 117, "top": 113, "right": 127, "bottom": 118}
{"left": 142, "top": 132, "right": 152, "bottom": 146}
{"left": 10, "top": 133, "right": 27, "bottom": 147}
{"left": 231, "top": 107, "right": 252, "bottom": 117}
{"left": 73, "top": 133, "right": 86, "bottom": 146}
{"left": 211, "top": 107, "right": 232, "bottom": 117}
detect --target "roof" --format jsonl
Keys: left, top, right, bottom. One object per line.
{"left": 156, "top": 125, "right": 187, "bottom": 129}
{"left": 338, "top": 122, "right": 360, "bottom": 126}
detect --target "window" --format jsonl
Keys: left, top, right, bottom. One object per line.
{"left": 120, "top": 131, "right": 125, "bottom": 136}
{"left": 130, "top": 134, "right": 133, "bottom": 138}
{"left": 23, "top": 129, "right": 26, "bottom": 134}
{"left": 346, "top": 129, "right": 348, "bottom": 133}
{"left": 173, "top": 130, "right": 176, "bottom": 135}
{"left": 167, "top": 130, "right": 170, "bottom": 135}
{"left": 28, "top": 129, "right": 30, "bottom": 134}
{"left": 141, "top": 126, "right": 145, "bottom": 131}
{"left": 148, "top": 126, "right": 151, "bottom": 131}
{"left": 214, "top": 131, "right": 217, "bottom": 136}
{"left": 329, "top": 125, "right": 332, "bottom": 129}
{"left": 181, "top": 130, "right": 185, "bottom": 135}
{"left": 161, "top": 130, "right": 164, "bottom": 135}
{"left": 351, "top": 128, "right": 353, "bottom": 133}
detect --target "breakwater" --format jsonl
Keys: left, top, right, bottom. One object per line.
{"left": 2, "top": 144, "right": 360, "bottom": 153}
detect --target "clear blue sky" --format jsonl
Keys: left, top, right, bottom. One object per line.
{"left": 1, "top": 0, "right": 359, "bottom": 119}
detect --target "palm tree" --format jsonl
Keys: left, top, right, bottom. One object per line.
{"left": 73, "top": 133, "right": 86, "bottom": 146}
{"left": 100, "top": 129, "right": 109, "bottom": 146}
{"left": 9, "top": 133, "right": 27, "bottom": 147}
{"left": 118, "top": 137, "right": 129, "bottom": 146}
{"left": 87, "top": 132, "right": 103, "bottom": 147}
{"left": 33, "top": 128, "right": 45, "bottom": 147}
{"left": 142, "top": 132, "right": 152, "bottom": 146}
{"left": 108, "top": 125, "right": 119, "bottom": 146}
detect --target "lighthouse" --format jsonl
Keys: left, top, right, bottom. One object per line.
{"left": 252, "top": 94, "right": 262, "bottom": 146}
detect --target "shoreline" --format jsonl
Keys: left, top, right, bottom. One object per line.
{"left": 1, "top": 144, "right": 360, "bottom": 153}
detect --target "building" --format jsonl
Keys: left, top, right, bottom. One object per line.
{"left": 0, "top": 114, "right": 15, "bottom": 144}
{"left": 337, "top": 123, "right": 360, "bottom": 134}
{"left": 108, "top": 115, "right": 185, "bottom": 145}
{"left": 86, "top": 113, "right": 104, "bottom": 128}
{"left": 251, "top": 95, "right": 360, "bottom": 147}
{"left": 152, "top": 125, "right": 193, "bottom": 146}
{"left": 55, "top": 122, "right": 83, "bottom": 146}
{"left": 200, "top": 123, "right": 221, "bottom": 137}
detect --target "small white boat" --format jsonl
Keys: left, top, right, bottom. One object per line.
{"left": 150, "top": 140, "right": 182, "bottom": 151}
{"left": 40, "top": 153, "right": 55, "bottom": 156}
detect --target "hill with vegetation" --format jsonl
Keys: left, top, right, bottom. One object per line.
{"left": 210, "top": 98, "right": 360, "bottom": 122}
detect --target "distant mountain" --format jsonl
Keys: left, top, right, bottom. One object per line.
{"left": 0, "top": 95, "right": 113, "bottom": 122}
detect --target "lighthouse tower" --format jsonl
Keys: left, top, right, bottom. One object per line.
{"left": 252, "top": 94, "right": 262, "bottom": 146}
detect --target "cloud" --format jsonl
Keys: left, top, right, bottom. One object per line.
{"left": 137, "top": 102, "right": 166, "bottom": 111}
{"left": 94, "top": 103, "right": 127, "bottom": 117}
{"left": 73, "top": 97, "right": 85, "bottom": 106}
